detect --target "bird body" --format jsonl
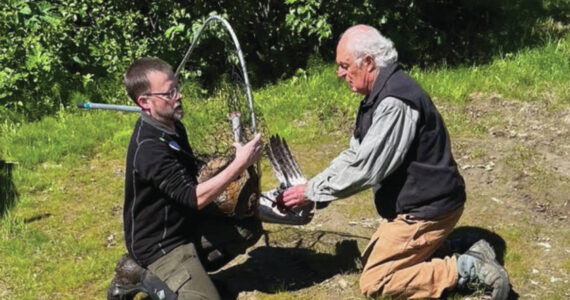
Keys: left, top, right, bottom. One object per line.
{"left": 197, "top": 134, "right": 313, "bottom": 225}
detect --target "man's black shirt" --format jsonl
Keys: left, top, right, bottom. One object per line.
{"left": 124, "top": 114, "right": 200, "bottom": 267}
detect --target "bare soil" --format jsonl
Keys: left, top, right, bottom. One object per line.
{"left": 211, "top": 94, "right": 570, "bottom": 300}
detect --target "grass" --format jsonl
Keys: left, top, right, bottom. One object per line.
{"left": 0, "top": 110, "right": 136, "bottom": 168}
{"left": 0, "top": 32, "right": 569, "bottom": 299}
{"left": 254, "top": 64, "right": 360, "bottom": 142}
{"left": 1, "top": 33, "right": 569, "bottom": 166}
{"left": 411, "top": 33, "right": 570, "bottom": 105}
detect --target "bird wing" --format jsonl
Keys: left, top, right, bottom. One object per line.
{"left": 258, "top": 134, "right": 313, "bottom": 225}
{"left": 265, "top": 134, "right": 307, "bottom": 187}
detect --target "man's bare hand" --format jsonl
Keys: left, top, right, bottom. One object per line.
{"left": 233, "top": 133, "right": 263, "bottom": 169}
{"left": 282, "top": 184, "right": 310, "bottom": 209}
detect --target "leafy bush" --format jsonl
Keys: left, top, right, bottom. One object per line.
{"left": 0, "top": 0, "right": 315, "bottom": 122}
{"left": 287, "top": 0, "right": 569, "bottom": 65}
{"left": 1, "top": 0, "right": 568, "bottom": 123}
{"left": 0, "top": 0, "right": 146, "bottom": 122}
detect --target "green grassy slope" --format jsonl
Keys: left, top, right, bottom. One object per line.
{"left": 1, "top": 34, "right": 569, "bottom": 299}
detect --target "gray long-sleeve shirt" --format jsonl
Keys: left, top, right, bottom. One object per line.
{"left": 305, "top": 96, "right": 419, "bottom": 202}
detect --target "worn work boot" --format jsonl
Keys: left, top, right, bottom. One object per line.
{"left": 457, "top": 240, "right": 509, "bottom": 300}
{"left": 107, "top": 255, "right": 146, "bottom": 300}
{"left": 468, "top": 239, "right": 496, "bottom": 260}
{"left": 107, "top": 255, "right": 177, "bottom": 300}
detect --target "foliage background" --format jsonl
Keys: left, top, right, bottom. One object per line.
{"left": 1, "top": 0, "right": 568, "bottom": 123}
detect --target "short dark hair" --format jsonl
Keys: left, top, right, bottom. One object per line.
{"left": 123, "top": 57, "right": 173, "bottom": 105}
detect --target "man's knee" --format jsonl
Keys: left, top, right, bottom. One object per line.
{"left": 359, "top": 279, "right": 376, "bottom": 297}
{"left": 198, "top": 216, "right": 262, "bottom": 271}
{"left": 359, "top": 279, "right": 382, "bottom": 297}
{"left": 359, "top": 268, "right": 391, "bottom": 297}
{"left": 222, "top": 216, "right": 263, "bottom": 255}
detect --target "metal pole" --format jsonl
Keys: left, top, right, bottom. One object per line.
{"left": 76, "top": 102, "right": 141, "bottom": 112}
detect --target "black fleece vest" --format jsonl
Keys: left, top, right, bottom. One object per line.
{"left": 354, "top": 64, "right": 465, "bottom": 219}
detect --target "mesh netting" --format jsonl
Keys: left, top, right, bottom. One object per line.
{"left": 174, "top": 19, "right": 267, "bottom": 163}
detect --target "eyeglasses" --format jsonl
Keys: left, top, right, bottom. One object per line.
{"left": 143, "top": 87, "right": 180, "bottom": 101}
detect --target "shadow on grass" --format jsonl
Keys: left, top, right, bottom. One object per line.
{"left": 211, "top": 239, "right": 361, "bottom": 299}
{"left": 0, "top": 160, "right": 18, "bottom": 218}
{"left": 212, "top": 226, "right": 522, "bottom": 299}
{"left": 445, "top": 226, "right": 507, "bottom": 264}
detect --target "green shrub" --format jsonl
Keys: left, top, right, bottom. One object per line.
{"left": 1, "top": 0, "right": 568, "bottom": 124}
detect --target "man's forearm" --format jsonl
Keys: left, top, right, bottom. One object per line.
{"left": 195, "top": 132, "right": 262, "bottom": 209}
{"left": 195, "top": 161, "right": 246, "bottom": 210}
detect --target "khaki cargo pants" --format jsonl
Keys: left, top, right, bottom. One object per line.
{"left": 148, "top": 216, "right": 262, "bottom": 300}
{"left": 360, "top": 206, "right": 463, "bottom": 299}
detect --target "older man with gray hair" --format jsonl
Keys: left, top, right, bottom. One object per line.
{"left": 281, "top": 25, "right": 510, "bottom": 299}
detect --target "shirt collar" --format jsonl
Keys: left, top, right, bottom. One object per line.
{"left": 361, "top": 63, "right": 399, "bottom": 108}
{"left": 140, "top": 113, "right": 179, "bottom": 136}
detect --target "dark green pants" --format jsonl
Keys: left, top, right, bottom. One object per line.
{"left": 148, "top": 216, "right": 262, "bottom": 299}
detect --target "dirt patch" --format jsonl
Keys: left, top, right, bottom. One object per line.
{"left": 456, "top": 93, "right": 569, "bottom": 220}
{"left": 218, "top": 94, "right": 570, "bottom": 299}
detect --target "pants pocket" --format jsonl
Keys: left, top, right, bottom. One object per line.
{"left": 149, "top": 245, "right": 196, "bottom": 292}
{"left": 163, "top": 269, "right": 192, "bottom": 292}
